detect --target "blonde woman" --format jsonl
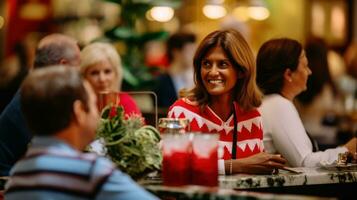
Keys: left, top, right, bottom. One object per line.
{"left": 81, "top": 42, "right": 141, "bottom": 116}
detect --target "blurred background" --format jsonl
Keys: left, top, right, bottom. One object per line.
{"left": 0, "top": 1, "right": 356, "bottom": 136}
{"left": 1, "top": 0, "right": 355, "bottom": 87}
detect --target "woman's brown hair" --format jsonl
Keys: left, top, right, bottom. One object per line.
{"left": 256, "top": 38, "right": 303, "bottom": 95}
{"left": 185, "top": 29, "right": 262, "bottom": 111}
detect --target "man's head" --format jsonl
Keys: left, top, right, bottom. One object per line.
{"left": 33, "top": 34, "right": 81, "bottom": 68}
{"left": 167, "top": 32, "right": 196, "bottom": 67}
{"left": 20, "top": 66, "right": 99, "bottom": 149}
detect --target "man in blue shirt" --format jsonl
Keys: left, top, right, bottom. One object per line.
{"left": 5, "top": 66, "right": 157, "bottom": 199}
{"left": 0, "top": 34, "right": 81, "bottom": 175}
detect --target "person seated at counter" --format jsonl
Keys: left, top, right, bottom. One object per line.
{"left": 80, "top": 42, "right": 141, "bottom": 116}
{"left": 0, "top": 33, "right": 81, "bottom": 176}
{"left": 168, "top": 29, "right": 286, "bottom": 175}
{"left": 4, "top": 66, "right": 157, "bottom": 200}
{"left": 256, "top": 38, "right": 356, "bottom": 167}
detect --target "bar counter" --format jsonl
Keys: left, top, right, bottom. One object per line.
{"left": 140, "top": 166, "right": 357, "bottom": 199}
{"left": 220, "top": 166, "right": 357, "bottom": 189}
{"left": 144, "top": 185, "right": 335, "bottom": 200}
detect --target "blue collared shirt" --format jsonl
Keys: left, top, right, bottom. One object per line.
{"left": 5, "top": 137, "right": 158, "bottom": 200}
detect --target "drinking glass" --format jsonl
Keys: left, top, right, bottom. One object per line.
{"left": 162, "top": 133, "right": 191, "bottom": 186}
{"left": 98, "top": 91, "right": 119, "bottom": 112}
{"left": 158, "top": 118, "right": 190, "bottom": 134}
{"left": 191, "top": 133, "right": 219, "bottom": 187}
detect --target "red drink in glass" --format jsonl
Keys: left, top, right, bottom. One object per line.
{"left": 191, "top": 133, "right": 218, "bottom": 187}
{"left": 162, "top": 134, "right": 191, "bottom": 186}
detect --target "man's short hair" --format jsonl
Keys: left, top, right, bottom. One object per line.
{"left": 33, "top": 34, "right": 79, "bottom": 68}
{"left": 20, "top": 66, "right": 89, "bottom": 136}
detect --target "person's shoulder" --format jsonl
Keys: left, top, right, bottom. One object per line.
{"left": 262, "top": 94, "right": 292, "bottom": 108}
{"left": 118, "top": 92, "right": 133, "bottom": 100}
{"left": 235, "top": 103, "right": 261, "bottom": 120}
{"left": 87, "top": 153, "right": 116, "bottom": 168}
{"left": 118, "top": 92, "right": 138, "bottom": 107}
{"left": 82, "top": 153, "right": 116, "bottom": 178}
{"left": 259, "top": 94, "right": 295, "bottom": 116}
{"left": 170, "top": 98, "right": 198, "bottom": 109}
{"left": 156, "top": 73, "right": 173, "bottom": 85}
{"left": 168, "top": 98, "right": 200, "bottom": 117}
{"left": 1, "top": 91, "right": 22, "bottom": 117}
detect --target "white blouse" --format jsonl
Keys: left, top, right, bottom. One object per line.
{"left": 259, "top": 94, "right": 347, "bottom": 167}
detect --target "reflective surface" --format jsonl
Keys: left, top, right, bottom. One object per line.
{"left": 158, "top": 118, "right": 190, "bottom": 134}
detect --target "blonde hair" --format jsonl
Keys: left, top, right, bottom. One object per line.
{"left": 80, "top": 42, "right": 123, "bottom": 90}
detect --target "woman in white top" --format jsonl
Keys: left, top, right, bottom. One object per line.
{"left": 256, "top": 38, "right": 356, "bottom": 167}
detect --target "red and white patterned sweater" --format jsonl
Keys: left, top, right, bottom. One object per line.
{"left": 168, "top": 98, "right": 264, "bottom": 160}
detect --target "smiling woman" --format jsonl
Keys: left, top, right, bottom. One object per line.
{"left": 200, "top": 46, "right": 239, "bottom": 99}
{"left": 168, "top": 29, "right": 287, "bottom": 175}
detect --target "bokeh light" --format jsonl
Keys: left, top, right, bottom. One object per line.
{"left": 203, "top": 5, "right": 227, "bottom": 19}
{"left": 150, "top": 6, "right": 174, "bottom": 22}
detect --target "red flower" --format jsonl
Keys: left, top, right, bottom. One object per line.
{"left": 109, "top": 106, "right": 118, "bottom": 119}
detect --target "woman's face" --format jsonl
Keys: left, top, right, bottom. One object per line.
{"left": 84, "top": 58, "right": 117, "bottom": 94}
{"left": 200, "top": 46, "right": 238, "bottom": 98}
{"left": 291, "top": 50, "right": 312, "bottom": 94}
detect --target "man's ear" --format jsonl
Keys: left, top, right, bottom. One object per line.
{"left": 283, "top": 68, "right": 293, "bottom": 83}
{"left": 73, "top": 100, "right": 86, "bottom": 125}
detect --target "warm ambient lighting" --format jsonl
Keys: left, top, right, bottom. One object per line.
{"left": 145, "top": 10, "right": 155, "bottom": 21}
{"left": 331, "top": 5, "right": 346, "bottom": 39}
{"left": 248, "top": 6, "right": 270, "bottom": 21}
{"left": 232, "top": 6, "right": 249, "bottom": 22}
{"left": 149, "top": 6, "right": 174, "bottom": 22}
{"left": 203, "top": 5, "right": 227, "bottom": 19}
{"left": 20, "top": 2, "right": 48, "bottom": 20}
{"left": 0, "top": 16, "right": 4, "bottom": 29}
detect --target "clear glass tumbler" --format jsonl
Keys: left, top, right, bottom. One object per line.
{"left": 158, "top": 118, "right": 190, "bottom": 134}
{"left": 191, "top": 133, "right": 219, "bottom": 187}
{"left": 162, "top": 133, "right": 191, "bottom": 186}
{"left": 98, "top": 91, "right": 119, "bottom": 112}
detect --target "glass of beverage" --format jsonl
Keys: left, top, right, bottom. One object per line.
{"left": 158, "top": 118, "right": 190, "bottom": 134}
{"left": 98, "top": 91, "right": 119, "bottom": 112}
{"left": 191, "top": 133, "right": 219, "bottom": 187}
{"left": 162, "top": 133, "right": 191, "bottom": 186}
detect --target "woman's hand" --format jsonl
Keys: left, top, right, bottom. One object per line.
{"left": 230, "top": 152, "right": 287, "bottom": 174}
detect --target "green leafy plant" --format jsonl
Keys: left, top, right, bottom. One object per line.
{"left": 101, "top": 0, "right": 181, "bottom": 90}
{"left": 97, "top": 105, "right": 162, "bottom": 178}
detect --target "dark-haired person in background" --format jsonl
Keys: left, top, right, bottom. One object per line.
{"left": 155, "top": 32, "right": 197, "bottom": 108}
{"left": 295, "top": 37, "right": 343, "bottom": 143}
{"left": 0, "top": 34, "right": 81, "bottom": 176}
{"left": 0, "top": 42, "right": 30, "bottom": 114}
{"left": 257, "top": 38, "right": 356, "bottom": 167}
{"left": 5, "top": 66, "right": 157, "bottom": 200}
